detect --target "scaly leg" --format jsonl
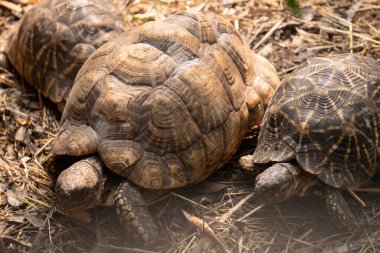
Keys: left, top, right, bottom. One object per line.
{"left": 321, "top": 185, "right": 358, "bottom": 231}
{"left": 114, "top": 180, "right": 159, "bottom": 244}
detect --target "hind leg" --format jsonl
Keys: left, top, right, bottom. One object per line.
{"left": 317, "top": 185, "right": 358, "bottom": 231}
{"left": 114, "top": 180, "right": 159, "bottom": 244}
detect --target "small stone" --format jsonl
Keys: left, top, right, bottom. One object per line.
{"left": 128, "top": 212, "right": 135, "bottom": 219}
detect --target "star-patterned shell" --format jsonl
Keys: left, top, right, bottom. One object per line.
{"left": 253, "top": 54, "right": 380, "bottom": 189}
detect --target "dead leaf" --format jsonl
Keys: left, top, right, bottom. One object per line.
{"left": 15, "top": 127, "right": 36, "bottom": 153}
{"left": 15, "top": 126, "right": 26, "bottom": 142}
{"left": 6, "top": 144, "right": 17, "bottom": 160}
{"left": 33, "top": 124, "right": 44, "bottom": 135}
{"left": 299, "top": 7, "right": 316, "bottom": 22}
{"left": 25, "top": 214, "right": 44, "bottom": 228}
{"left": 6, "top": 191, "right": 22, "bottom": 207}
{"left": 20, "top": 156, "right": 31, "bottom": 167}
{"left": 6, "top": 185, "right": 25, "bottom": 207}
{"left": 182, "top": 210, "right": 231, "bottom": 253}
{"left": 257, "top": 43, "right": 273, "bottom": 57}
{"left": 8, "top": 215, "right": 25, "bottom": 224}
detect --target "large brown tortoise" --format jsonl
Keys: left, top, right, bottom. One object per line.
{"left": 240, "top": 54, "right": 380, "bottom": 229}
{"left": 50, "top": 10, "right": 280, "bottom": 243}
{"left": 4, "top": 0, "right": 127, "bottom": 112}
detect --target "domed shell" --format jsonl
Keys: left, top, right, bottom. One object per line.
{"left": 6, "top": 0, "right": 127, "bottom": 110}
{"left": 253, "top": 54, "right": 380, "bottom": 189}
{"left": 53, "top": 11, "right": 279, "bottom": 189}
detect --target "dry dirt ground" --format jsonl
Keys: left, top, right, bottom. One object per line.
{"left": 1, "top": 0, "right": 380, "bottom": 252}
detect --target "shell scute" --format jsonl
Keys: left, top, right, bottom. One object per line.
{"left": 55, "top": 11, "right": 279, "bottom": 189}
{"left": 6, "top": 0, "right": 127, "bottom": 107}
{"left": 253, "top": 54, "right": 380, "bottom": 188}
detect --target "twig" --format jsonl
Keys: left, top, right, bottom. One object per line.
{"left": 1, "top": 236, "right": 32, "bottom": 248}
{"left": 219, "top": 193, "right": 254, "bottom": 222}
{"left": 97, "top": 244, "right": 158, "bottom": 253}
{"left": 349, "top": 23, "right": 353, "bottom": 53}
{"left": 274, "top": 205, "right": 291, "bottom": 233}
{"left": 264, "top": 232, "right": 278, "bottom": 253}
{"left": 364, "top": 231, "right": 376, "bottom": 253}
{"left": 180, "top": 235, "right": 196, "bottom": 253}
{"left": 23, "top": 195, "right": 51, "bottom": 208}
{"left": 33, "top": 139, "right": 53, "bottom": 157}
{"left": 237, "top": 203, "right": 265, "bottom": 222}
{"left": 319, "top": 25, "right": 380, "bottom": 45}
{"left": 351, "top": 188, "right": 380, "bottom": 194}
{"left": 171, "top": 192, "right": 218, "bottom": 214}
{"left": 347, "top": 189, "right": 366, "bottom": 208}
{"left": 253, "top": 18, "right": 284, "bottom": 50}
{"left": 249, "top": 21, "right": 266, "bottom": 46}
{"left": 279, "top": 234, "right": 317, "bottom": 248}
{"left": 298, "top": 228, "right": 313, "bottom": 241}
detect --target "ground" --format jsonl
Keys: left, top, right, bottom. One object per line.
{"left": 1, "top": 0, "right": 380, "bottom": 252}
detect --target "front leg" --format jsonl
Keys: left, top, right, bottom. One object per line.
{"left": 114, "top": 180, "right": 159, "bottom": 245}
{"left": 318, "top": 185, "right": 359, "bottom": 231}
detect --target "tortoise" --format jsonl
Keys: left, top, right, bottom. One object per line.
{"left": 51, "top": 10, "right": 280, "bottom": 243}
{"left": 4, "top": 0, "right": 127, "bottom": 112}
{"left": 239, "top": 54, "right": 380, "bottom": 229}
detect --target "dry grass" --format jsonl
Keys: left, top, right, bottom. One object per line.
{"left": 1, "top": 0, "right": 380, "bottom": 252}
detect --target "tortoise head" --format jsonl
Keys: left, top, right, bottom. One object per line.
{"left": 254, "top": 162, "right": 314, "bottom": 203}
{"left": 55, "top": 157, "right": 106, "bottom": 211}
